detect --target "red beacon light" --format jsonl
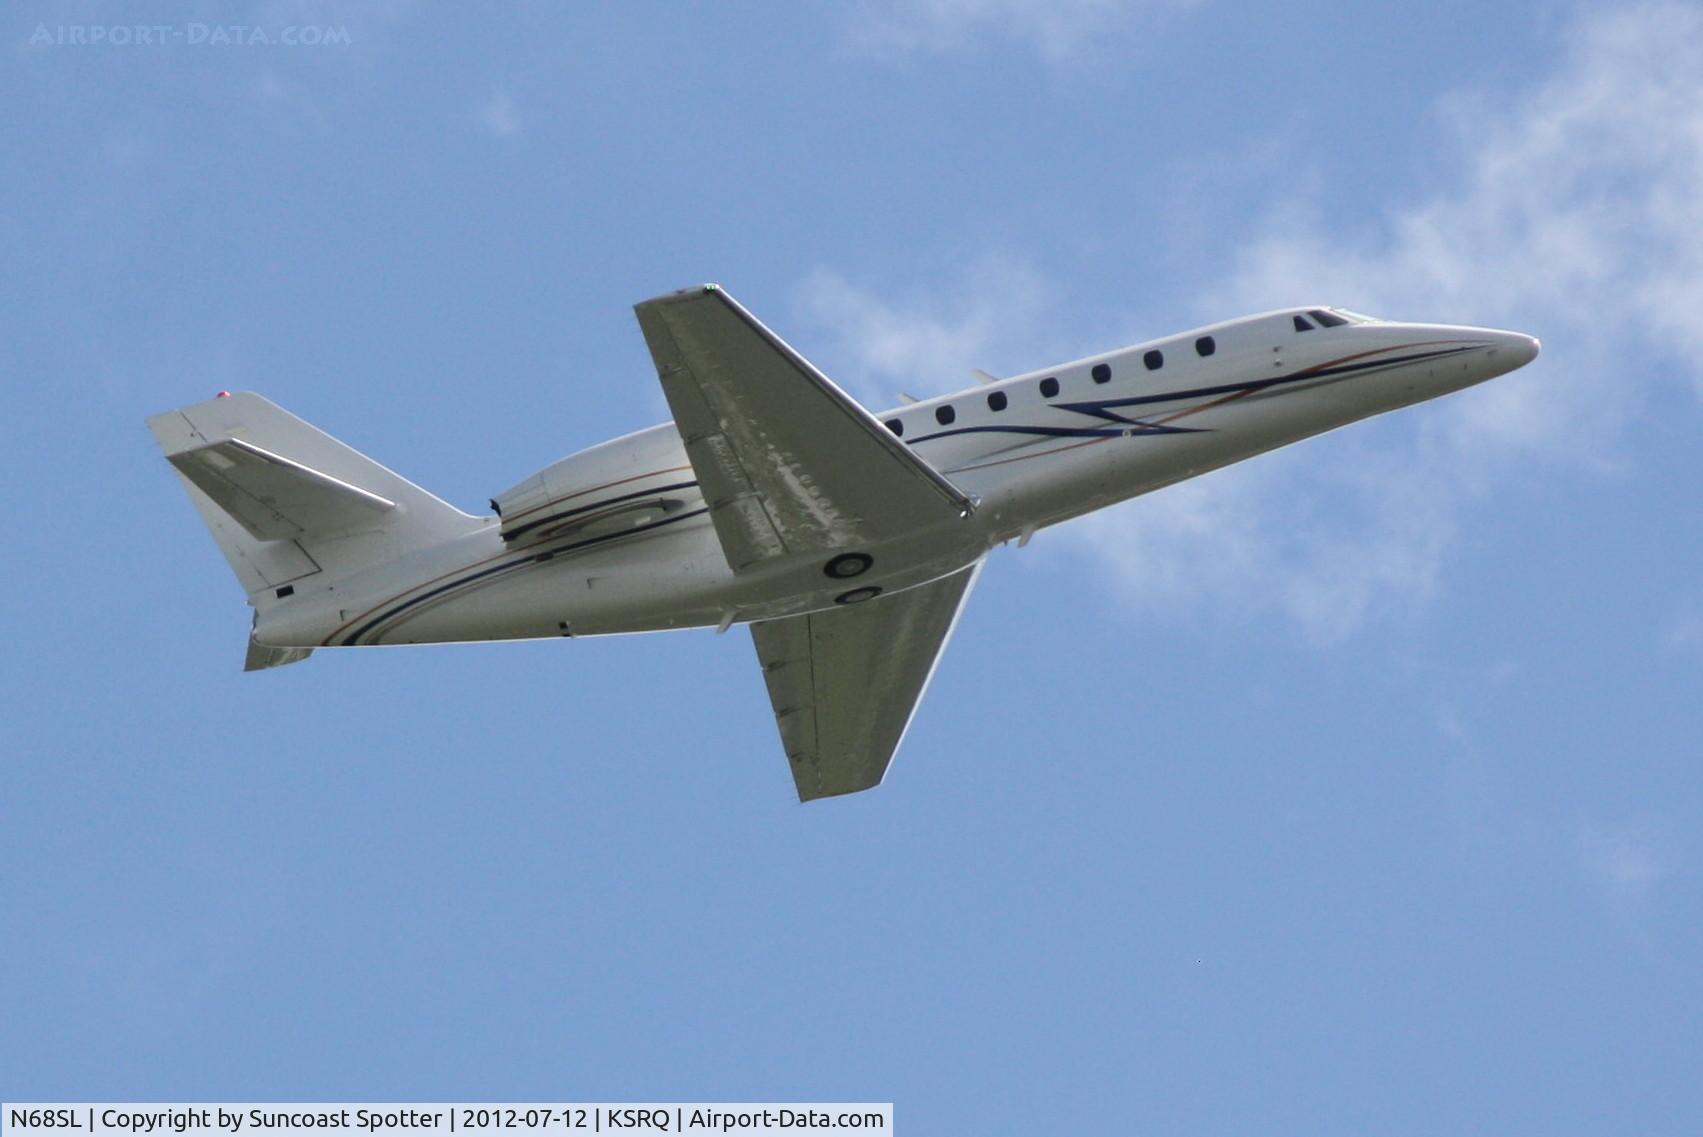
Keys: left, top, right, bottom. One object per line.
{"left": 216, "top": 391, "right": 231, "bottom": 398}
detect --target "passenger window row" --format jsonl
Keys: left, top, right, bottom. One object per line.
{"left": 881, "top": 333, "right": 1219, "bottom": 437}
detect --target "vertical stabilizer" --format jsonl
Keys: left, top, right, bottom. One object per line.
{"left": 148, "top": 392, "right": 485, "bottom": 666}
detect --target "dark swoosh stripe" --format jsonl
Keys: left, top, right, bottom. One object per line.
{"left": 906, "top": 422, "right": 1206, "bottom": 445}
{"left": 502, "top": 479, "right": 701, "bottom": 543}
{"left": 341, "top": 505, "right": 711, "bottom": 646}
{"left": 1055, "top": 345, "right": 1479, "bottom": 423}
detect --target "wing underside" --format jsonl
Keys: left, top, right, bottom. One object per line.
{"left": 637, "top": 285, "right": 983, "bottom": 799}
{"left": 634, "top": 285, "right": 972, "bottom": 572}
{"left": 750, "top": 562, "right": 982, "bottom": 801}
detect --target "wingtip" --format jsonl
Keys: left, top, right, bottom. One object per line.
{"left": 636, "top": 283, "right": 729, "bottom": 311}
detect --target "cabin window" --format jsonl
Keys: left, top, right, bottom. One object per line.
{"left": 1195, "top": 336, "right": 1216, "bottom": 357}
{"left": 987, "top": 391, "right": 1007, "bottom": 412}
{"left": 1143, "top": 349, "right": 1164, "bottom": 370}
{"left": 1092, "top": 363, "right": 1111, "bottom": 384}
{"left": 1039, "top": 377, "right": 1059, "bottom": 398}
{"left": 1309, "top": 309, "right": 1349, "bottom": 327}
{"left": 1293, "top": 314, "right": 1314, "bottom": 332}
{"left": 935, "top": 405, "right": 956, "bottom": 426}
{"left": 884, "top": 418, "right": 903, "bottom": 436}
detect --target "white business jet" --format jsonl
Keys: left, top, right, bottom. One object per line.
{"left": 149, "top": 286, "right": 1538, "bottom": 799}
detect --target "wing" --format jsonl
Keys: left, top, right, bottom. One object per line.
{"left": 634, "top": 285, "right": 973, "bottom": 572}
{"left": 750, "top": 561, "right": 982, "bottom": 801}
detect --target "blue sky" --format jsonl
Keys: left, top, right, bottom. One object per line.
{"left": 4, "top": 2, "right": 1701, "bottom": 1132}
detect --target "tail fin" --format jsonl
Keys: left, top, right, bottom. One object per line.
{"left": 148, "top": 392, "right": 483, "bottom": 667}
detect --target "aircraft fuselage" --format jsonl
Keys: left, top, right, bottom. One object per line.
{"left": 255, "top": 307, "right": 1537, "bottom": 650}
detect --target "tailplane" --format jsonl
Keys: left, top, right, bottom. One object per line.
{"left": 148, "top": 392, "right": 483, "bottom": 668}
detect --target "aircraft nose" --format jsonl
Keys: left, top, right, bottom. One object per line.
{"left": 1498, "top": 331, "right": 1540, "bottom": 367}
{"left": 1481, "top": 329, "right": 1540, "bottom": 375}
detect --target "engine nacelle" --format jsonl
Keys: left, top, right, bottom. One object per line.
{"left": 490, "top": 423, "right": 697, "bottom": 545}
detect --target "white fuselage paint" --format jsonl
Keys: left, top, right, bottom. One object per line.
{"left": 255, "top": 308, "right": 1539, "bottom": 650}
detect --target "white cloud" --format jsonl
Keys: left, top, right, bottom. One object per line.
{"left": 794, "top": 257, "right": 1063, "bottom": 405}
{"left": 1069, "top": 2, "right": 1703, "bottom": 639}
{"left": 1210, "top": 3, "right": 1703, "bottom": 410}
{"left": 839, "top": 0, "right": 1196, "bottom": 64}
{"left": 478, "top": 89, "right": 521, "bottom": 139}
{"left": 802, "top": 5, "right": 1703, "bottom": 641}
{"left": 254, "top": 70, "right": 290, "bottom": 101}
{"left": 1578, "top": 823, "right": 1669, "bottom": 906}
{"left": 1664, "top": 596, "right": 1703, "bottom": 654}
{"left": 1062, "top": 427, "right": 1467, "bottom": 642}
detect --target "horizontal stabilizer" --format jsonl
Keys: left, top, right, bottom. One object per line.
{"left": 245, "top": 636, "right": 314, "bottom": 671}
{"left": 168, "top": 438, "right": 396, "bottom": 542}
{"left": 148, "top": 392, "right": 482, "bottom": 598}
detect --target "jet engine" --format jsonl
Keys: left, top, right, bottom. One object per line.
{"left": 489, "top": 425, "right": 696, "bottom": 545}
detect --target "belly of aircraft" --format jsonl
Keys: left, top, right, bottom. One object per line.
{"left": 351, "top": 508, "right": 990, "bottom": 645}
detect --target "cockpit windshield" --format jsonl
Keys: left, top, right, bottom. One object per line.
{"left": 1295, "top": 307, "right": 1382, "bottom": 332}
{"left": 1300, "top": 308, "right": 1381, "bottom": 328}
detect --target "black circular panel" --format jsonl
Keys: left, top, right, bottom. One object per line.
{"left": 835, "top": 586, "right": 883, "bottom": 605}
{"left": 824, "top": 552, "right": 874, "bottom": 579}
